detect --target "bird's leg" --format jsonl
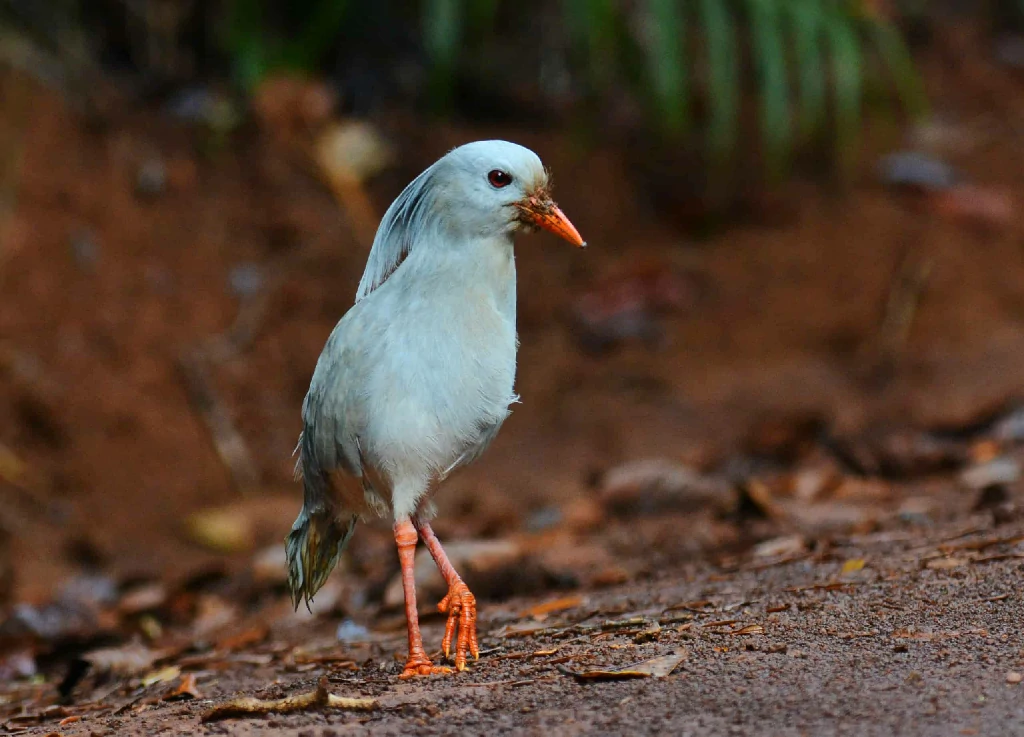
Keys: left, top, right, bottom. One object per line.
{"left": 394, "top": 519, "right": 451, "bottom": 678}
{"left": 413, "top": 519, "right": 479, "bottom": 671}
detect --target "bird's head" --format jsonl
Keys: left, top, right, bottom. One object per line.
{"left": 357, "top": 140, "right": 585, "bottom": 300}
{"left": 432, "top": 140, "right": 586, "bottom": 248}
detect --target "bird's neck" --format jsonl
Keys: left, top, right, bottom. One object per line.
{"left": 409, "top": 234, "right": 517, "bottom": 316}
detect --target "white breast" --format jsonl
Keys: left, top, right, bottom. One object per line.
{"left": 354, "top": 237, "right": 518, "bottom": 508}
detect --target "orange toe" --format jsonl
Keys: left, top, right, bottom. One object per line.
{"left": 400, "top": 656, "right": 453, "bottom": 679}
{"left": 438, "top": 581, "right": 478, "bottom": 671}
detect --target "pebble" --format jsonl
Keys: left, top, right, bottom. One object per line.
{"left": 995, "top": 35, "right": 1024, "bottom": 69}
{"left": 525, "top": 506, "right": 563, "bottom": 532}
{"left": 228, "top": 263, "right": 265, "bottom": 298}
{"left": 336, "top": 618, "right": 370, "bottom": 643}
{"left": 877, "top": 151, "right": 958, "bottom": 191}
{"left": 70, "top": 230, "right": 100, "bottom": 271}
{"left": 1007, "top": 671, "right": 1022, "bottom": 685}
{"left": 959, "top": 457, "right": 1021, "bottom": 491}
{"left": 136, "top": 159, "right": 167, "bottom": 198}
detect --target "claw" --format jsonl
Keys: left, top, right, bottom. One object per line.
{"left": 437, "top": 581, "right": 477, "bottom": 671}
{"left": 400, "top": 656, "right": 452, "bottom": 679}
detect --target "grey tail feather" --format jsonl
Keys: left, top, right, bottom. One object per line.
{"left": 285, "top": 504, "right": 357, "bottom": 612}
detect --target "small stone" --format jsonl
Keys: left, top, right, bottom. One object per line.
{"left": 70, "top": 230, "right": 100, "bottom": 271}
{"left": 228, "top": 263, "right": 265, "bottom": 298}
{"left": 525, "top": 505, "right": 562, "bottom": 532}
{"left": 995, "top": 35, "right": 1024, "bottom": 69}
{"left": 1007, "top": 671, "right": 1022, "bottom": 685}
{"left": 336, "top": 618, "right": 370, "bottom": 643}
{"left": 136, "top": 159, "right": 167, "bottom": 198}
{"left": 894, "top": 643, "right": 909, "bottom": 653}
{"left": 960, "top": 458, "right": 1020, "bottom": 490}
{"left": 877, "top": 151, "right": 958, "bottom": 191}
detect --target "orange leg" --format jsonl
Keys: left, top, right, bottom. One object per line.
{"left": 414, "top": 519, "right": 479, "bottom": 671}
{"left": 394, "top": 519, "right": 451, "bottom": 678}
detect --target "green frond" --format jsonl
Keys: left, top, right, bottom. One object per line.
{"left": 700, "top": 0, "right": 740, "bottom": 169}
{"left": 867, "top": 14, "right": 928, "bottom": 119}
{"left": 644, "top": 0, "right": 689, "bottom": 137}
{"left": 745, "top": 0, "right": 792, "bottom": 181}
{"left": 214, "top": 0, "right": 927, "bottom": 186}
{"left": 423, "top": 0, "right": 463, "bottom": 107}
{"left": 825, "top": 2, "right": 863, "bottom": 176}
{"left": 785, "top": 0, "right": 827, "bottom": 142}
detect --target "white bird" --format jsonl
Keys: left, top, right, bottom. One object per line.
{"left": 286, "top": 140, "right": 585, "bottom": 677}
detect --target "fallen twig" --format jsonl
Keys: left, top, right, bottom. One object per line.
{"left": 175, "top": 262, "right": 284, "bottom": 495}
{"left": 177, "top": 351, "right": 260, "bottom": 494}
{"left": 201, "top": 676, "right": 376, "bottom": 722}
{"left": 866, "top": 244, "right": 933, "bottom": 379}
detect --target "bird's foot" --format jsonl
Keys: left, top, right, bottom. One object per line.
{"left": 399, "top": 654, "right": 452, "bottom": 679}
{"left": 438, "top": 580, "right": 479, "bottom": 671}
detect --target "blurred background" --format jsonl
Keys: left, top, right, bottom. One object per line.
{"left": 1, "top": 0, "right": 1024, "bottom": 694}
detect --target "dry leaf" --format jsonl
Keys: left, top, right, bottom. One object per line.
{"left": 599, "top": 459, "right": 735, "bottom": 516}
{"left": 558, "top": 649, "right": 688, "bottom": 682}
{"left": 494, "top": 622, "right": 552, "bottom": 638}
{"left": 141, "top": 665, "right": 181, "bottom": 687}
{"left": 0, "top": 442, "right": 26, "bottom": 485}
{"left": 315, "top": 121, "right": 394, "bottom": 184}
{"left": 702, "top": 619, "right": 738, "bottom": 628}
{"left": 216, "top": 624, "right": 269, "bottom": 652}
{"left": 927, "top": 557, "right": 967, "bottom": 570}
{"left": 164, "top": 673, "right": 202, "bottom": 701}
{"left": 192, "top": 595, "right": 239, "bottom": 637}
{"left": 634, "top": 622, "right": 662, "bottom": 643}
{"left": 841, "top": 559, "right": 866, "bottom": 574}
{"left": 752, "top": 534, "right": 807, "bottom": 559}
{"left": 118, "top": 583, "right": 168, "bottom": 615}
{"left": 84, "top": 642, "right": 160, "bottom": 677}
{"left": 523, "top": 595, "right": 584, "bottom": 619}
{"left": 186, "top": 508, "right": 255, "bottom": 553}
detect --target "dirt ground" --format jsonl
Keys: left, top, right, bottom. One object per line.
{"left": 5, "top": 518, "right": 1024, "bottom": 736}
{"left": 2, "top": 41, "right": 1024, "bottom": 736}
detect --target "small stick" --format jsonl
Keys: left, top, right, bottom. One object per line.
{"left": 177, "top": 351, "right": 260, "bottom": 494}
{"left": 201, "top": 676, "right": 376, "bottom": 722}
{"left": 878, "top": 251, "right": 933, "bottom": 360}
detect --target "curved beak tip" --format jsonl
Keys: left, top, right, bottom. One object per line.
{"left": 519, "top": 197, "right": 586, "bottom": 249}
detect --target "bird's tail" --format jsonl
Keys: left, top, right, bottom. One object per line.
{"left": 286, "top": 502, "right": 356, "bottom": 611}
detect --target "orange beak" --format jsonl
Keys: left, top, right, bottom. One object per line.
{"left": 515, "top": 195, "right": 586, "bottom": 248}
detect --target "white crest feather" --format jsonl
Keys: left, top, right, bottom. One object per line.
{"left": 355, "top": 166, "right": 437, "bottom": 301}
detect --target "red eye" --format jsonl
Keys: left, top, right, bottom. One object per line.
{"left": 487, "top": 170, "right": 513, "bottom": 188}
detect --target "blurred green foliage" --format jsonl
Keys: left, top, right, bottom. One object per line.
{"left": 2, "top": 0, "right": 928, "bottom": 180}
{"left": 417, "top": 1, "right": 926, "bottom": 177}
{"left": 224, "top": 0, "right": 350, "bottom": 92}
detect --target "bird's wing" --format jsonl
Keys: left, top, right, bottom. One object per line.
{"left": 287, "top": 317, "right": 386, "bottom": 610}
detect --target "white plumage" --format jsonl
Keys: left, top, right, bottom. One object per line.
{"left": 286, "top": 140, "right": 584, "bottom": 677}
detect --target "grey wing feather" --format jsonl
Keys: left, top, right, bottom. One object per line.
{"left": 286, "top": 327, "right": 368, "bottom": 611}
